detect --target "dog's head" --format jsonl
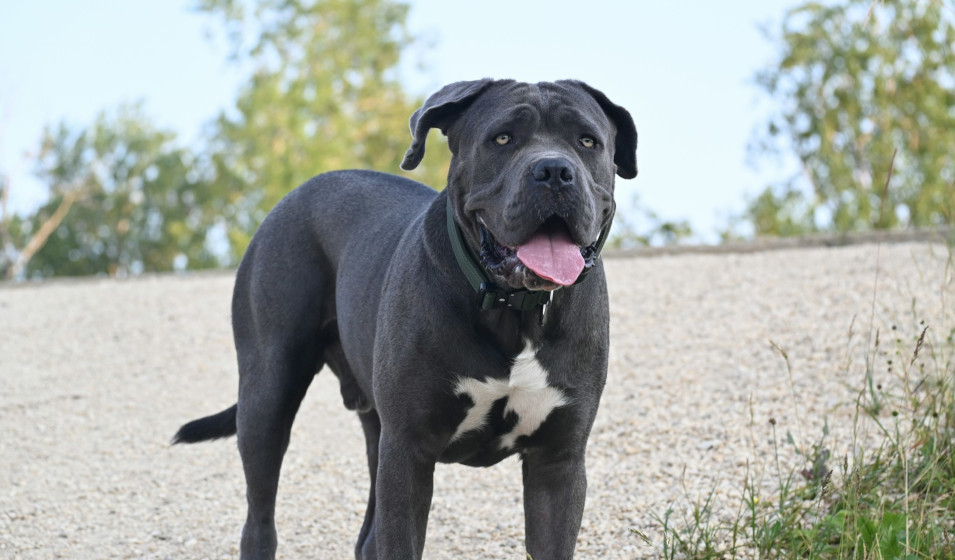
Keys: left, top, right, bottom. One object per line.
{"left": 402, "top": 79, "right": 637, "bottom": 291}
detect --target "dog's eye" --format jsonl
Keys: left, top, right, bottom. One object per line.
{"left": 494, "top": 134, "right": 512, "bottom": 146}
{"left": 579, "top": 136, "right": 596, "bottom": 149}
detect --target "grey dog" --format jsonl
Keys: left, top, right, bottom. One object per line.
{"left": 174, "top": 78, "right": 637, "bottom": 559}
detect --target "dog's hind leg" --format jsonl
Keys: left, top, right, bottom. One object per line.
{"left": 355, "top": 410, "right": 381, "bottom": 560}
{"left": 231, "top": 246, "right": 328, "bottom": 560}
{"left": 235, "top": 343, "right": 318, "bottom": 560}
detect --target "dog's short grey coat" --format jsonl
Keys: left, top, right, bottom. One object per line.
{"left": 174, "top": 79, "right": 637, "bottom": 560}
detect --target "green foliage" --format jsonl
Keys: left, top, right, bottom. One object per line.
{"left": 197, "top": 0, "right": 450, "bottom": 262}
{"left": 745, "top": 184, "right": 816, "bottom": 237}
{"left": 747, "top": 0, "right": 955, "bottom": 236}
{"left": 3, "top": 0, "right": 446, "bottom": 278}
{"left": 21, "top": 104, "right": 221, "bottom": 278}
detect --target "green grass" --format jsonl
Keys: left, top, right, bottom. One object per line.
{"left": 636, "top": 242, "right": 955, "bottom": 559}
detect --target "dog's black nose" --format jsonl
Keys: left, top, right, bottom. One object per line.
{"left": 531, "top": 158, "right": 575, "bottom": 190}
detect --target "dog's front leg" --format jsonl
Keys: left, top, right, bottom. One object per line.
{"left": 522, "top": 453, "right": 588, "bottom": 559}
{"left": 372, "top": 430, "right": 436, "bottom": 559}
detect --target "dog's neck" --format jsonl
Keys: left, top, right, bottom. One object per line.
{"left": 444, "top": 196, "right": 553, "bottom": 317}
{"left": 421, "top": 193, "right": 550, "bottom": 354}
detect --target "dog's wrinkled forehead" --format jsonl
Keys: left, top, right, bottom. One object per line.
{"left": 450, "top": 82, "right": 613, "bottom": 144}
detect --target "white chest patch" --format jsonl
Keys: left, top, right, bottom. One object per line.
{"left": 451, "top": 344, "right": 568, "bottom": 449}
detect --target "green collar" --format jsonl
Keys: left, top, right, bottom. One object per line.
{"left": 445, "top": 197, "right": 610, "bottom": 313}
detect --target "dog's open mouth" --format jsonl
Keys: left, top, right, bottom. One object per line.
{"left": 480, "top": 217, "right": 598, "bottom": 291}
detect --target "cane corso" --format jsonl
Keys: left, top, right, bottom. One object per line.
{"left": 174, "top": 78, "right": 637, "bottom": 559}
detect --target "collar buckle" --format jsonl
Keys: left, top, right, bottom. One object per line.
{"left": 478, "top": 282, "right": 552, "bottom": 312}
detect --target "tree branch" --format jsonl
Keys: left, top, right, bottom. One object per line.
{"left": 7, "top": 189, "right": 79, "bottom": 280}
{"left": 0, "top": 173, "right": 11, "bottom": 253}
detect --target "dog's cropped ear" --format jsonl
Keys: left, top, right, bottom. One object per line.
{"left": 569, "top": 81, "right": 638, "bottom": 180}
{"left": 400, "top": 79, "right": 498, "bottom": 171}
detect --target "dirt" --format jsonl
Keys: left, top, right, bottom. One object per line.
{"left": 1, "top": 241, "right": 952, "bottom": 559}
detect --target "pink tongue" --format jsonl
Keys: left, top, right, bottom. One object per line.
{"left": 516, "top": 228, "right": 585, "bottom": 286}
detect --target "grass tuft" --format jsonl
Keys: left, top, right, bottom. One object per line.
{"left": 646, "top": 311, "right": 955, "bottom": 559}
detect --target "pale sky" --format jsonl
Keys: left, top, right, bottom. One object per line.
{"left": 0, "top": 0, "right": 813, "bottom": 242}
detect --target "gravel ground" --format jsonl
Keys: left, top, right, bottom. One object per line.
{"left": 1, "top": 241, "right": 953, "bottom": 559}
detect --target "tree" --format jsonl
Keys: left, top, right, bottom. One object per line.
{"left": 15, "top": 104, "right": 222, "bottom": 278}
{"left": 198, "top": 0, "right": 450, "bottom": 261}
{"left": 747, "top": 0, "right": 955, "bottom": 236}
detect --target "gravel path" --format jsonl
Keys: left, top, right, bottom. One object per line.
{"left": 1, "top": 241, "right": 952, "bottom": 559}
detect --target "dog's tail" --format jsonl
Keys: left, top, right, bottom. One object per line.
{"left": 172, "top": 404, "right": 237, "bottom": 444}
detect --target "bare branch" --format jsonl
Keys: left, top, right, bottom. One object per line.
{"left": 7, "top": 189, "right": 79, "bottom": 280}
